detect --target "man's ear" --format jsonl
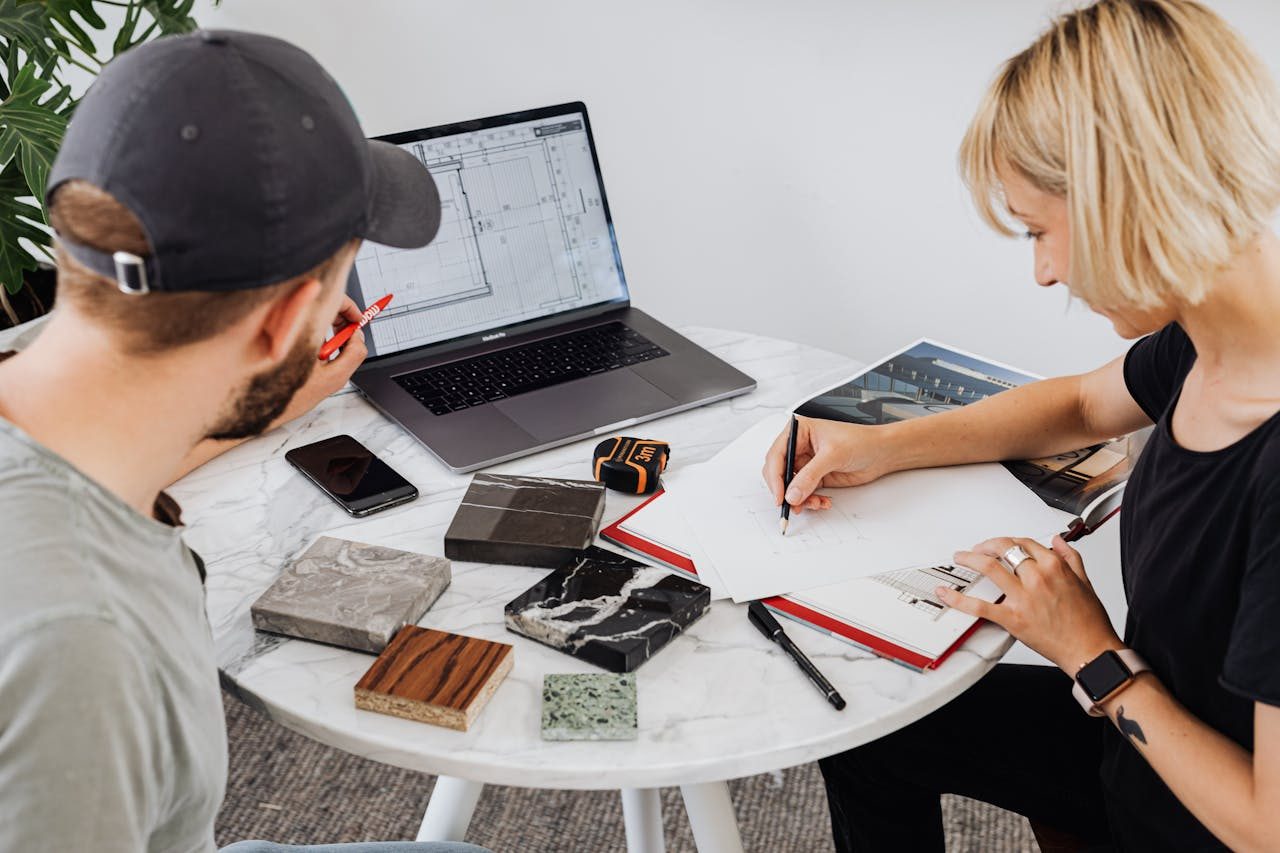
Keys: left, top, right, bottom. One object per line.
{"left": 255, "top": 277, "right": 322, "bottom": 364}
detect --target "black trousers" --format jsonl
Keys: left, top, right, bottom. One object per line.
{"left": 818, "top": 664, "right": 1114, "bottom": 852}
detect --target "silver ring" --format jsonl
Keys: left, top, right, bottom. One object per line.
{"left": 1001, "top": 545, "right": 1032, "bottom": 574}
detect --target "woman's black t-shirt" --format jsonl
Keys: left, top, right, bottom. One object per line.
{"left": 1105, "top": 322, "right": 1280, "bottom": 849}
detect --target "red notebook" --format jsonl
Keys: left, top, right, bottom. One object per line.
{"left": 600, "top": 493, "right": 978, "bottom": 670}
{"left": 602, "top": 489, "right": 1119, "bottom": 671}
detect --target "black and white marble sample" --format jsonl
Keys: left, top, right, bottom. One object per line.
{"left": 251, "top": 536, "right": 451, "bottom": 654}
{"left": 504, "top": 546, "right": 710, "bottom": 672}
{"left": 444, "top": 473, "right": 606, "bottom": 569}
{"left": 541, "top": 673, "right": 637, "bottom": 741}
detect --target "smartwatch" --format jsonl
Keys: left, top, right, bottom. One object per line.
{"left": 1072, "top": 648, "right": 1149, "bottom": 717}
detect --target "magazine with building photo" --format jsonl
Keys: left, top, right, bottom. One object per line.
{"left": 794, "top": 338, "right": 1148, "bottom": 521}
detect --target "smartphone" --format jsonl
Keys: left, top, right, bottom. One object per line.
{"left": 284, "top": 434, "right": 418, "bottom": 517}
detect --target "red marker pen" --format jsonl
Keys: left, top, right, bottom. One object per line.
{"left": 318, "top": 294, "right": 392, "bottom": 360}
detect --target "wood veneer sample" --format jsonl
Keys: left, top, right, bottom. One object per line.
{"left": 354, "top": 626, "right": 514, "bottom": 732}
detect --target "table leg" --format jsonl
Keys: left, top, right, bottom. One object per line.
{"left": 679, "top": 781, "right": 744, "bottom": 853}
{"left": 416, "top": 775, "right": 484, "bottom": 842}
{"left": 620, "top": 788, "right": 665, "bottom": 853}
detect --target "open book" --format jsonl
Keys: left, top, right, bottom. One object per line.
{"left": 794, "top": 338, "right": 1144, "bottom": 523}
{"left": 601, "top": 339, "right": 1143, "bottom": 670}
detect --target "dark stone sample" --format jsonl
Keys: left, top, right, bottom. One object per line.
{"left": 444, "top": 473, "right": 606, "bottom": 569}
{"left": 504, "top": 546, "right": 710, "bottom": 672}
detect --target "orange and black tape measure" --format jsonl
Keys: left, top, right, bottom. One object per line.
{"left": 592, "top": 436, "right": 670, "bottom": 494}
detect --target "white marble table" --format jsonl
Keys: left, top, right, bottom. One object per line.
{"left": 173, "top": 327, "right": 1012, "bottom": 853}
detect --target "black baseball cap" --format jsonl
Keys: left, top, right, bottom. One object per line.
{"left": 47, "top": 29, "right": 441, "bottom": 295}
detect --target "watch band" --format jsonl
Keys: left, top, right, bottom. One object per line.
{"left": 1072, "top": 649, "right": 1150, "bottom": 717}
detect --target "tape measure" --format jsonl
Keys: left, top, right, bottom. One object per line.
{"left": 592, "top": 436, "right": 670, "bottom": 494}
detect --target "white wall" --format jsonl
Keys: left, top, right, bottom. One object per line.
{"left": 196, "top": 0, "right": 1280, "bottom": 377}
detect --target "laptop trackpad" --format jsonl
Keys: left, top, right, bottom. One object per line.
{"left": 494, "top": 371, "right": 678, "bottom": 443}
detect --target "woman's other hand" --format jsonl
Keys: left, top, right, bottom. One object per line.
{"left": 761, "top": 415, "right": 893, "bottom": 513}
{"left": 940, "top": 535, "right": 1122, "bottom": 673}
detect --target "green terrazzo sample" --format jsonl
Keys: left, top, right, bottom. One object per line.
{"left": 541, "top": 673, "right": 638, "bottom": 741}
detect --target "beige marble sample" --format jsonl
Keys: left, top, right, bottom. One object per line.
{"left": 252, "top": 536, "right": 450, "bottom": 653}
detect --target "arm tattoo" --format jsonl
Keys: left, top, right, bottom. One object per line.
{"left": 1116, "top": 705, "right": 1147, "bottom": 746}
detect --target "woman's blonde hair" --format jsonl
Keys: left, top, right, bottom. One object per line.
{"left": 959, "top": 0, "right": 1280, "bottom": 308}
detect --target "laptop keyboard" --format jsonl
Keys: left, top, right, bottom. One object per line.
{"left": 393, "top": 322, "right": 670, "bottom": 416}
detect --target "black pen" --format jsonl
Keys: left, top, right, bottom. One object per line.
{"left": 748, "top": 600, "right": 846, "bottom": 711}
{"left": 780, "top": 414, "right": 798, "bottom": 535}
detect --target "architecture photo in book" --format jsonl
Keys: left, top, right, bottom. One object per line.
{"left": 795, "top": 339, "right": 1147, "bottom": 518}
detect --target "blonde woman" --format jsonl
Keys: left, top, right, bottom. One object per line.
{"left": 762, "top": 1, "right": 1280, "bottom": 849}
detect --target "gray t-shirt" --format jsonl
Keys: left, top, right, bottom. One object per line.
{"left": 0, "top": 329, "right": 226, "bottom": 851}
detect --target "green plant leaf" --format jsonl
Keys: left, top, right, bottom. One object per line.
{"left": 112, "top": 1, "right": 206, "bottom": 57}
{"left": 0, "top": 165, "right": 49, "bottom": 294}
{"left": 142, "top": 0, "right": 199, "bottom": 36}
{"left": 29, "top": 0, "right": 107, "bottom": 57}
{"left": 0, "top": 63, "right": 70, "bottom": 205}
{"left": 111, "top": 4, "right": 139, "bottom": 56}
{"left": 2, "top": 1, "right": 79, "bottom": 87}
{"left": 0, "top": 0, "right": 63, "bottom": 71}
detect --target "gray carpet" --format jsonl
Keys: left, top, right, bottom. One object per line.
{"left": 215, "top": 689, "right": 1038, "bottom": 852}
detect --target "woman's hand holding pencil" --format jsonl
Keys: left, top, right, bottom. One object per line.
{"left": 762, "top": 415, "right": 894, "bottom": 517}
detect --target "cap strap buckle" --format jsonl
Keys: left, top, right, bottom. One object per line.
{"left": 112, "top": 250, "right": 150, "bottom": 295}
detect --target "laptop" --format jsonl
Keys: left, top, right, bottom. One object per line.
{"left": 347, "top": 102, "right": 756, "bottom": 472}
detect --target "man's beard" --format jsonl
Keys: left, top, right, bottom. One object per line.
{"left": 205, "top": 333, "right": 316, "bottom": 441}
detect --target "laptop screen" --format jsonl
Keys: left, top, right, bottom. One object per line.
{"left": 348, "top": 105, "right": 630, "bottom": 359}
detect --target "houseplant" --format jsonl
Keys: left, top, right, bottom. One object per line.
{"left": 0, "top": 0, "right": 216, "bottom": 327}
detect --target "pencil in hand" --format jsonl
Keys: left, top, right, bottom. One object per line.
{"left": 318, "top": 293, "right": 393, "bottom": 360}
{"left": 780, "top": 414, "right": 798, "bottom": 535}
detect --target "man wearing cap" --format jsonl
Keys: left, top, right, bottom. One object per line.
{"left": 0, "top": 31, "right": 484, "bottom": 853}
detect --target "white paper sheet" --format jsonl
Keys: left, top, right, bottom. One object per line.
{"left": 612, "top": 488, "right": 1008, "bottom": 659}
{"left": 612, "top": 467, "right": 732, "bottom": 599}
{"left": 668, "top": 415, "right": 1074, "bottom": 602}
{"left": 786, "top": 566, "right": 1004, "bottom": 661}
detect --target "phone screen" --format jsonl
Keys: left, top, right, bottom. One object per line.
{"left": 285, "top": 435, "right": 417, "bottom": 515}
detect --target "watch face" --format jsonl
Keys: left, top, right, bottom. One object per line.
{"left": 1077, "top": 650, "right": 1131, "bottom": 702}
